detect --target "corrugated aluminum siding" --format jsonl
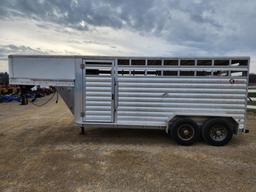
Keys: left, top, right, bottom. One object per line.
{"left": 84, "top": 76, "right": 113, "bottom": 122}
{"left": 117, "top": 77, "right": 247, "bottom": 129}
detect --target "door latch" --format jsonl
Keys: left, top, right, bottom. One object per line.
{"left": 80, "top": 63, "right": 85, "bottom": 69}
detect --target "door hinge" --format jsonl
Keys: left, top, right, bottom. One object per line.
{"left": 80, "top": 111, "right": 85, "bottom": 117}
{"left": 80, "top": 63, "right": 85, "bottom": 69}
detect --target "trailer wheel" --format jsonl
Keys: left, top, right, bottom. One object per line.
{"left": 202, "top": 118, "right": 233, "bottom": 146}
{"left": 170, "top": 118, "right": 199, "bottom": 145}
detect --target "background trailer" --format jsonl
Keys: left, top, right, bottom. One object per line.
{"left": 8, "top": 55, "right": 250, "bottom": 146}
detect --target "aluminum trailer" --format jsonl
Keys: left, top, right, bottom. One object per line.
{"left": 8, "top": 55, "right": 250, "bottom": 146}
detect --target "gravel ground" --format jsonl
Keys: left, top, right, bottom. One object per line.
{"left": 0, "top": 98, "right": 256, "bottom": 192}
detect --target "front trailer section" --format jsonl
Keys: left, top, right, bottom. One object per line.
{"left": 9, "top": 55, "right": 250, "bottom": 145}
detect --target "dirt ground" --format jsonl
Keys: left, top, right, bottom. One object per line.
{"left": 0, "top": 98, "right": 256, "bottom": 192}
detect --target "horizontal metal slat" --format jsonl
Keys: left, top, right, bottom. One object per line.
{"left": 118, "top": 92, "right": 245, "bottom": 99}
{"left": 86, "top": 65, "right": 112, "bottom": 69}
{"left": 118, "top": 77, "right": 247, "bottom": 83}
{"left": 86, "top": 96, "right": 112, "bottom": 101}
{"left": 118, "top": 102, "right": 245, "bottom": 109}
{"left": 117, "top": 111, "right": 173, "bottom": 117}
{"left": 118, "top": 97, "right": 245, "bottom": 104}
{"left": 86, "top": 92, "right": 112, "bottom": 96}
{"left": 117, "top": 116, "right": 167, "bottom": 121}
{"left": 86, "top": 111, "right": 113, "bottom": 115}
{"left": 85, "top": 106, "right": 112, "bottom": 110}
{"left": 119, "top": 87, "right": 246, "bottom": 94}
{"left": 86, "top": 77, "right": 112, "bottom": 82}
{"left": 86, "top": 82, "right": 112, "bottom": 87}
{"left": 85, "top": 119, "right": 112, "bottom": 122}
{"left": 85, "top": 115, "right": 112, "bottom": 121}
{"left": 116, "top": 120, "right": 166, "bottom": 126}
{"left": 117, "top": 109, "right": 246, "bottom": 118}
{"left": 118, "top": 106, "right": 244, "bottom": 113}
{"left": 86, "top": 101, "right": 112, "bottom": 106}
{"left": 86, "top": 87, "right": 112, "bottom": 92}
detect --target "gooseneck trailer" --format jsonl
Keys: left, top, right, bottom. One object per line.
{"left": 8, "top": 55, "right": 250, "bottom": 146}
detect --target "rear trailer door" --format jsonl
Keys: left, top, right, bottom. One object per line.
{"left": 82, "top": 59, "right": 115, "bottom": 123}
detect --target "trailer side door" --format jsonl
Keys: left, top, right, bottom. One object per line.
{"left": 82, "top": 59, "right": 115, "bottom": 123}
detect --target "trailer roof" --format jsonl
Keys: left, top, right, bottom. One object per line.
{"left": 8, "top": 55, "right": 250, "bottom": 60}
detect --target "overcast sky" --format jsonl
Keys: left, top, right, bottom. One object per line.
{"left": 0, "top": 0, "right": 255, "bottom": 72}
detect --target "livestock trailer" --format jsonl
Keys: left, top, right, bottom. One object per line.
{"left": 8, "top": 55, "right": 250, "bottom": 146}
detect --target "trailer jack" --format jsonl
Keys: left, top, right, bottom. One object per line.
{"left": 80, "top": 126, "right": 85, "bottom": 135}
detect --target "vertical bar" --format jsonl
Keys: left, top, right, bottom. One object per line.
{"left": 178, "top": 59, "right": 180, "bottom": 76}
{"left": 114, "top": 71, "right": 118, "bottom": 123}
{"left": 129, "top": 59, "right": 131, "bottom": 75}
{"left": 81, "top": 59, "right": 85, "bottom": 121}
{"left": 161, "top": 59, "right": 164, "bottom": 76}
{"left": 74, "top": 57, "right": 84, "bottom": 124}
{"left": 194, "top": 59, "right": 197, "bottom": 77}
{"left": 243, "top": 57, "right": 250, "bottom": 133}
{"left": 145, "top": 59, "right": 148, "bottom": 76}
{"left": 111, "top": 60, "right": 115, "bottom": 122}
{"left": 211, "top": 59, "right": 214, "bottom": 76}
{"left": 228, "top": 59, "right": 231, "bottom": 76}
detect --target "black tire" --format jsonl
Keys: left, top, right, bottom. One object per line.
{"left": 202, "top": 118, "right": 233, "bottom": 146}
{"left": 170, "top": 118, "right": 199, "bottom": 145}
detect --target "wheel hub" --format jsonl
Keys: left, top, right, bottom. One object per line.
{"left": 183, "top": 130, "right": 189, "bottom": 136}
{"left": 177, "top": 124, "right": 195, "bottom": 141}
{"left": 216, "top": 130, "right": 222, "bottom": 136}
{"left": 209, "top": 125, "right": 228, "bottom": 142}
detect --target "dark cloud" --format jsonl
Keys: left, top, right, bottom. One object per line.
{"left": 0, "top": 0, "right": 256, "bottom": 56}
{"left": 0, "top": 0, "right": 224, "bottom": 33}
